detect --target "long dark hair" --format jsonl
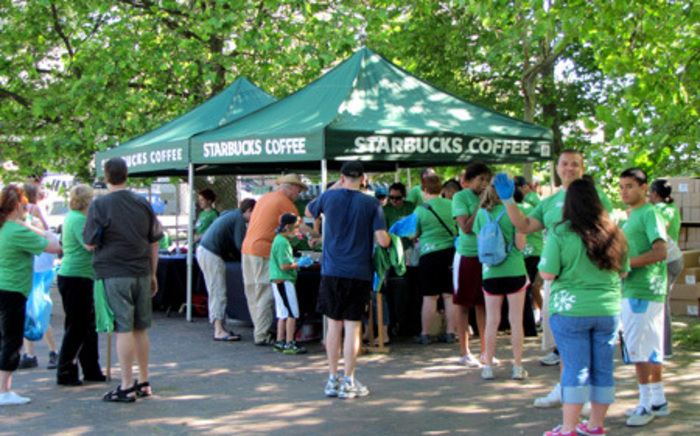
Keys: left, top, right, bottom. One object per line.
{"left": 650, "top": 179, "right": 674, "bottom": 204}
{"left": 0, "top": 185, "right": 24, "bottom": 228}
{"left": 561, "top": 179, "right": 627, "bottom": 272}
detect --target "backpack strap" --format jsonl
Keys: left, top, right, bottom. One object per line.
{"left": 422, "top": 203, "right": 455, "bottom": 237}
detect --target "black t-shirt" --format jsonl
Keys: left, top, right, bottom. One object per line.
{"left": 83, "top": 190, "right": 163, "bottom": 279}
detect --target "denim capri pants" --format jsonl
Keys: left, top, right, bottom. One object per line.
{"left": 549, "top": 313, "right": 620, "bottom": 404}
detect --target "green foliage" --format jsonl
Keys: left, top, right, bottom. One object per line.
{"left": 0, "top": 0, "right": 696, "bottom": 187}
{"left": 674, "top": 318, "right": 700, "bottom": 351}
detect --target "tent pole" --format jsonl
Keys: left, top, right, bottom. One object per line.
{"left": 186, "top": 163, "right": 195, "bottom": 322}
{"left": 407, "top": 168, "right": 412, "bottom": 189}
{"left": 321, "top": 159, "right": 327, "bottom": 193}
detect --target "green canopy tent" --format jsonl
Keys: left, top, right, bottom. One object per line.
{"left": 95, "top": 77, "right": 276, "bottom": 177}
{"left": 190, "top": 47, "right": 553, "bottom": 176}
{"left": 93, "top": 77, "right": 275, "bottom": 321}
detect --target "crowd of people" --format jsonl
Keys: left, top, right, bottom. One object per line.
{"left": 0, "top": 152, "right": 681, "bottom": 436}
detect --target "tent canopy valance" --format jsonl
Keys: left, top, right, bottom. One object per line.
{"left": 95, "top": 77, "right": 276, "bottom": 177}
{"left": 189, "top": 47, "right": 553, "bottom": 174}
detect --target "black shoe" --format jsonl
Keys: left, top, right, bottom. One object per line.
{"left": 47, "top": 351, "right": 59, "bottom": 369}
{"left": 83, "top": 373, "right": 107, "bottom": 382}
{"left": 57, "top": 377, "right": 83, "bottom": 387}
{"left": 18, "top": 354, "right": 38, "bottom": 369}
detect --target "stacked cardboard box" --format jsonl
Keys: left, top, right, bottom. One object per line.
{"left": 671, "top": 249, "right": 700, "bottom": 316}
{"left": 666, "top": 177, "right": 700, "bottom": 250}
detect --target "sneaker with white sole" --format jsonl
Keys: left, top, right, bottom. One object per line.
{"left": 626, "top": 405, "right": 655, "bottom": 426}
{"left": 338, "top": 379, "right": 369, "bottom": 399}
{"left": 511, "top": 365, "right": 528, "bottom": 380}
{"left": 324, "top": 376, "right": 340, "bottom": 397}
{"left": 576, "top": 421, "right": 606, "bottom": 436}
{"left": 0, "top": 391, "right": 31, "bottom": 406}
{"left": 542, "top": 425, "right": 576, "bottom": 436}
{"left": 479, "top": 355, "right": 499, "bottom": 366}
{"left": 458, "top": 353, "right": 481, "bottom": 368}
{"left": 534, "top": 383, "right": 561, "bottom": 408}
{"left": 540, "top": 351, "right": 560, "bottom": 366}
{"left": 651, "top": 402, "right": 670, "bottom": 416}
{"left": 481, "top": 366, "right": 494, "bottom": 380}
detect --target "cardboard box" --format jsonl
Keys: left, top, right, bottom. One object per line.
{"left": 669, "top": 177, "right": 697, "bottom": 194}
{"left": 670, "top": 299, "right": 699, "bottom": 316}
{"left": 682, "top": 250, "right": 700, "bottom": 268}
{"left": 692, "top": 208, "right": 700, "bottom": 222}
{"left": 671, "top": 283, "right": 700, "bottom": 300}
{"left": 682, "top": 267, "right": 700, "bottom": 285}
{"left": 686, "top": 194, "right": 700, "bottom": 208}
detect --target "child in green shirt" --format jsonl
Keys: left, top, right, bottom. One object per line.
{"left": 269, "top": 213, "right": 313, "bottom": 355}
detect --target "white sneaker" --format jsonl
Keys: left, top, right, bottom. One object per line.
{"left": 481, "top": 366, "right": 494, "bottom": 380}
{"left": 540, "top": 351, "right": 560, "bottom": 366}
{"left": 581, "top": 402, "right": 591, "bottom": 417}
{"left": 458, "top": 353, "right": 481, "bottom": 368}
{"left": 511, "top": 365, "right": 528, "bottom": 380}
{"left": 627, "top": 402, "right": 671, "bottom": 417}
{"left": 626, "top": 405, "right": 655, "bottom": 427}
{"left": 480, "top": 355, "right": 500, "bottom": 366}
{"left": 534, "top": 383, "right": 561, "bottom": 408}
{"left": 324, "top": 376, "right": 340, "bottom": 397}
{"left": 338, "top": 379, "right": 369, "bottom": 399}
{"left": 0, "top": 391, "right": 31, "bottom": 406}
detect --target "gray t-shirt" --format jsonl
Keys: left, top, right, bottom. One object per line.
{"left": 199, "top": 209, "right": 247, "bottom": 262}
{"left": 83, "top": 190, "right": 163, "bottom": 279}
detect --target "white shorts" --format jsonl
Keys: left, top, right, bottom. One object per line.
{"left": 621, "top": 298, "right": 664, "bottom": 364}
{"left": 272, "top": 281, "right": 299, "bottom": 319}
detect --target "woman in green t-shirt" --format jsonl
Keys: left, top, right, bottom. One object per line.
{"left": 414, "top": 174, "right": 457, "bottom": 345}
{"left": 0, "top": 185, "right": 61, "bottom": 406}
{"left": 194, "top": 188, "right": 219, "bottom": 243}
{"left": 649, "top": 179, "right": 684, "bottom": 358}
{"left": 473, "top": 184, "right": 528, "bottom": 381}
{"left": 538, "top": 179, "right": 628, "bottom": 436}
{"left": 56, "top": 184, "right": 106, "bottom": 386}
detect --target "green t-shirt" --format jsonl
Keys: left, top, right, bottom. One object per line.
{"left": 415, "top": 197, "right": 455, "bottom": 256}
{"left": 621, "top": 203, "right": 668, "bottom": 302}
{"left": 529, "top": 186, "right": 614, "bottom": 231}
{"left": 473, "top": 204, "right": 527, "bottom": 279}
{"left": 518, "top": 202, "right": 543, "bottom": 258}
{"left": 195, "top": 209, "right": 219, "bottom": 236}
{"left": 0, "top": 221, "right": 50, "bottom": 297}
{"left": 269, "top": 234, "right": 297, "bottom": 283}
{"left": 405, "top": 185, "right": 423, "bottom": 208}
{"left": 58, "top": 210, "right": 94, "bottom": 279}
{"left": 654, "top": 202, "right": 681, "bottom": 243}
{"left": 539, "top": 222, "right": 626, "bottom": 316}
{"left": 524, "top": 191, "right": 541, "bottom": 207}
{"left": 452, "top": 188, "right": 481, "bottom": 257}
{"left": 383, "top": 201, "right": 416, "bottom": 229}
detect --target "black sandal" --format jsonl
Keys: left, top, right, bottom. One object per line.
{"left": 134, "top": 379, "right": 152, "bottom": 398}
{"left": 103, "top": 385, "right": 136, "bottom": 403}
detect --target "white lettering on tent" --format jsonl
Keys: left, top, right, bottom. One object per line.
{"left": 353, "top": 135, "right": 532, "bottom": 156}
{"left": 202, "top": 140, "right": 263, "bottom": 158}
{"left": 264, "top": 137, "right": 306, "bottom": 155}
{"left": 122, "top": 153, "right": 148, "bottom": 167}
{"left": 149, "top": 148, "right": 183, "bottom": 164}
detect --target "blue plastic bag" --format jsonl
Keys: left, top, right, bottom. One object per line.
{"left": 388, "top": 213, "right": 417, "bottom": 237}
{"left": 24, "top": 268, "right": 56, "bottom": 341}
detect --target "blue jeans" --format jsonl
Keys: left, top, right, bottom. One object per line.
{"left": 550, "top": 313, "right": 620, "bottom": 404}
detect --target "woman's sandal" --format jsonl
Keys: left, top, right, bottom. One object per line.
{"left": 103, "top": 385, "right": 136, "bottom": 403}
{"left": 134, "top": 379, "right": 152, "bottom": 398}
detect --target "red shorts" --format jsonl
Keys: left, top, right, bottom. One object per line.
{"left": 452, "top": 254, "right": 484, "bottom": 307}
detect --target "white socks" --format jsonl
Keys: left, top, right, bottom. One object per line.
{"left": 650, "top": 382, "right": 666, "bottom": 406}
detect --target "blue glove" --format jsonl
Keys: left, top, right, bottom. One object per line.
{"left": 297, "top": 256, "right": 314, "bottom": 268}
{"left": 494, "top": 173, "right": 515, "bottom": 203}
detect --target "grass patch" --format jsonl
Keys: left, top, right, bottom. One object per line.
{"left": 673, "top": 316, "right": 700, "bottom": 351}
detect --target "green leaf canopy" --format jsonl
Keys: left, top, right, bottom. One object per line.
{"left": 190, "top": 48, "right": 553, "bottom": 174}
{"left": 95, "top": 78, "right": 276, "bottom": 177}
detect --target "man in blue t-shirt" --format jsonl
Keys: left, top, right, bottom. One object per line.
{"left": 306, "top": 161, "right": 391, "bottom": 400}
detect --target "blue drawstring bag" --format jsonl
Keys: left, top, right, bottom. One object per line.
{"left": 388, "top": 213, "right": 417, "bottom": 237}
{"left": 24, "top": 268, "right": 56, "bottom": 341}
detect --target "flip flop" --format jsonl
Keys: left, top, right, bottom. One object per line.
{"left": 213, "top": 333, "right": 241, "bottom": 342}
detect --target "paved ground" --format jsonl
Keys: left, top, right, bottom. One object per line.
{"left": 1, "top": 295, "right": 698, "bottom": 436}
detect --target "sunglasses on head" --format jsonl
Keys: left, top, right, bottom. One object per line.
{"left": 388, "top": 195, "right": 403, "bottom": 200}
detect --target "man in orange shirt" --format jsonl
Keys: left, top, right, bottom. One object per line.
{"left": 241, "top": 174, "right": 317, "bottom": 345}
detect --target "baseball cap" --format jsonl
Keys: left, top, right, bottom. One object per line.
{"left": 340, "top": 161, "right": 364, "bottom": 178}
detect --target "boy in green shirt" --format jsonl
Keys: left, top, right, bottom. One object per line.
{"left": 269, "top": 213, "right": 313, "bottom": 355}
{"left": 619, "top": 168, "right": 670, "bottom": 427}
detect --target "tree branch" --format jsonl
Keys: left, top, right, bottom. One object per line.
{"left": 50, "top": 3, "right": 75, "bottom": 58}
{"left": 0, "top": 88, "right": 31, "bottom": 109}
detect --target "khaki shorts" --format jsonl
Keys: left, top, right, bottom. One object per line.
{"left": 104, "top": 275, "right": 153, "bottom": 333}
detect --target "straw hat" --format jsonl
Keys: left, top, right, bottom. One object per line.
{"left": 275, "top": 173, "right": 308, "bottom": 191}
